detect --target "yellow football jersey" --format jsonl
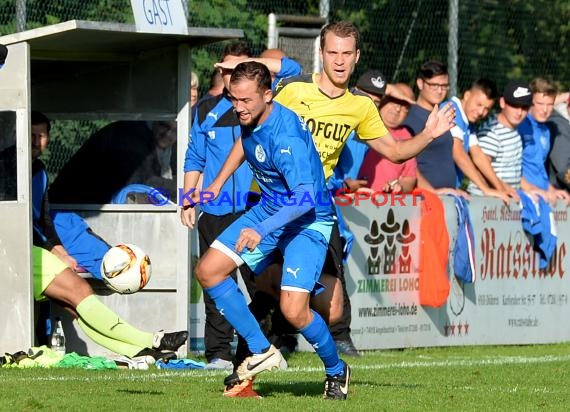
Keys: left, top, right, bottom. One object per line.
{"left": 274, "top": 73, "right": 389, "bottom": 179}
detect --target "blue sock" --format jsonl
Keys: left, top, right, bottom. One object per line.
{"left": 204, "top": 277, "right": 270, "bottom": 354}
{"left": 299, "top": 309, "right": 344, "bottom": 376}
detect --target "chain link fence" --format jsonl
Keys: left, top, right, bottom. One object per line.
{"left": 1, "top": 0, "right": 568, "bottom": 176}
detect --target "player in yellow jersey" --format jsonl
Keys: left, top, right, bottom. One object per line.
{"left": 273, "top": 20, "right": 455, "bottom": 348}
{"left": 273, "top": 22, "right": 455, "bottom": 179}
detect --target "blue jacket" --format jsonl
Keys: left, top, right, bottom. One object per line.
{"left": 518, "top": 190, "right": 557, "bottom": 269}
{"left": 518, "top": 114, "right": 551, "bottom": 190}
{"left": 442, "top": 97, "right": 475, "bottom": 187}
{"left": 450, "top": 195, "right": 476, "bottom": 283}
{"left": 184, "top": 93, "right": 253, "bottom": 215}
{"left": 328, "top": 131, "right": 369, "bottom": 193}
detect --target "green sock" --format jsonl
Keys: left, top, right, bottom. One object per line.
{"left": 77, "top": 318, "right": 144, "bottom": 358}
{"left": 76, "top": 295, "right": 153, "bottom": 349}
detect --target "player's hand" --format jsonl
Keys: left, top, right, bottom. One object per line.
{"left": 235, "top": 228, "right": 261, "bottom": 253}
{"left": 385, "top": 84, "right": 415, "bottom": 105}
{"left": 51, "top": 245, "right": 78, "bottom": 271}
{"left": 424, "top": 102, "right": 456, "bottom": 140}
{"left": 214, "top": 59, "right": 246, "bottom": 71}
{"left": 180, "top": 205, "right": 196, "bottom": 229}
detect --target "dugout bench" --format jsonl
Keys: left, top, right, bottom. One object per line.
{"left": 0, "top": 20, "right": 242, "bottom": 355}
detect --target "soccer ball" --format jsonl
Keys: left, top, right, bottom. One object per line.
{"left": 101, "top": 243, "right": 152, "bottom": 294}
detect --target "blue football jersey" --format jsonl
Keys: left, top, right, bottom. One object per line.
{"left": 240, "top": 102, "right": 334, "bottom": 227}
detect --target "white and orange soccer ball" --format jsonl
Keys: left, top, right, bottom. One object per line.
{"left": 101, "top": 243, "right": 152, "bottom": 294}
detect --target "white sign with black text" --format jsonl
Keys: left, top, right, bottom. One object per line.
{"left": 130, "top": 0, "right": 188, "bottom": 34}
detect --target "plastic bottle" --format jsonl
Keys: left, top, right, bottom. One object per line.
{"left": 50, "top": 317, "right": 66, "bottom": 356}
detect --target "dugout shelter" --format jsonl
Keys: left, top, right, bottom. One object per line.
{"left": 0, "top": 20, "right": 242, "bottom": 354}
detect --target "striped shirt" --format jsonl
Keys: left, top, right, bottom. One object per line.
{"left": 468, "top": 115, "right": 522, "bottom": 195}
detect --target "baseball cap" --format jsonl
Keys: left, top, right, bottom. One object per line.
{"left": 356, "top": 70, "right": 387, "bottom": 97}
{"left": 0, "top": 44, "right": 7, "bottom": 69}
{"left": 503, "top": 80, "right": 532, "bottom": 107}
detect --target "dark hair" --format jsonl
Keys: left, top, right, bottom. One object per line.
{"left": 209, "top": 69, "right": 223, "bottom": 88}
{"left": 417, "top": 60, "right": 448, "bottom": 80}
{"left": 31, "top": 111, "right": 51, "bottom": 132}
{"left": 221, "top": 40, "right": 252, "bottom": 62}
{"left": 320, "top": 21, "right": 360, "bottom": 51}
{"left": 470, "top": 78, "right": 498, "bottom": 100}
{"left": 230, "top": 61, "right": 272, "bottom": 93}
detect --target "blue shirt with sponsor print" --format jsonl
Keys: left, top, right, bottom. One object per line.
{"left": 241, "top": 102, "right": 333, "bottom": 230}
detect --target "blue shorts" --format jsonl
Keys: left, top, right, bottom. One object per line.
{"left": 211, "top": 208, "right": 332, "bottom": 294}
{"left": 51, "top": 211, "right": 110, "bottom": 279}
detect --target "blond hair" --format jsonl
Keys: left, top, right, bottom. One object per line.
{"left": 530, "top": 77, "right": 557, "bottom": 97}
{"left": 190, "top": 71, "right": 199, "bottom": 89}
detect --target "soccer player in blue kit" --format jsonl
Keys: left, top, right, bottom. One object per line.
{"left": 182, "top": 61, "right": 350, "bottom": 400}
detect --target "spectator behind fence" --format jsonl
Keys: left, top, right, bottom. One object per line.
{"left": 443, "top": 79, "right": 511, "bottom": 202}
{"left": 357, "top": 82, "right": 417, "bottom": 193}
{"left": 402, "top": 60, "right": 460, "bottom": 194}
{"left": 404, "top": 61, "right": 502, "bottom": 200}
{"left": 190, "top": 71, "right": 200, "bottom": 108}
{"left": 547, "top": 93, "right": 570, "bottom": 192}
{"left": 49, "top": 120, "right": 177, "bottom": 204}
{"left": 467, "top": 81, "right": 531, "bottom": 195}
{"left": 518, "top": 77, "right": 570, "bottom": 205}
{"left": 329, "top": 72, "right": 416, "bottom": 194}
{"left": 193, "top": 69, "right": 224, "bottom": 120}
{"left": 199, "top": 70, "right": 224, "bottom": 103}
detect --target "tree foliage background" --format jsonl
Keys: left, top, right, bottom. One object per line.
{"left": 1, "top": 0, "right": 567, "bottom": 92}
{"left": 0, "top": 0, "right": 568, "bottom": 175}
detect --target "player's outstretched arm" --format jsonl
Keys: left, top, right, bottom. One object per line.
{"left": 215, "top": 57, "right": 282, "bottom": 74}
{"left": 365, "top": 103, "right": 455, "bottom": 163}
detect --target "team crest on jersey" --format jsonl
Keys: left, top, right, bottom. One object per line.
{"left": 298, "top": 115, "right": 308, "bottom": 131}
{"left": 255, "top": 144, "right": 266, "bottom": 162}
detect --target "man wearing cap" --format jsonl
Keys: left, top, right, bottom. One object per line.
{"left": 357, "top": 82, "right": 418, "bottom": 193}
{"left": 467, "top": 80, "right": 533, "bottom": 195}
{"left": 329, "top": 71, "right": 415, "bottom": 194}
{"left": 518, "top": 77, "right": 570, "bottom": 204}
